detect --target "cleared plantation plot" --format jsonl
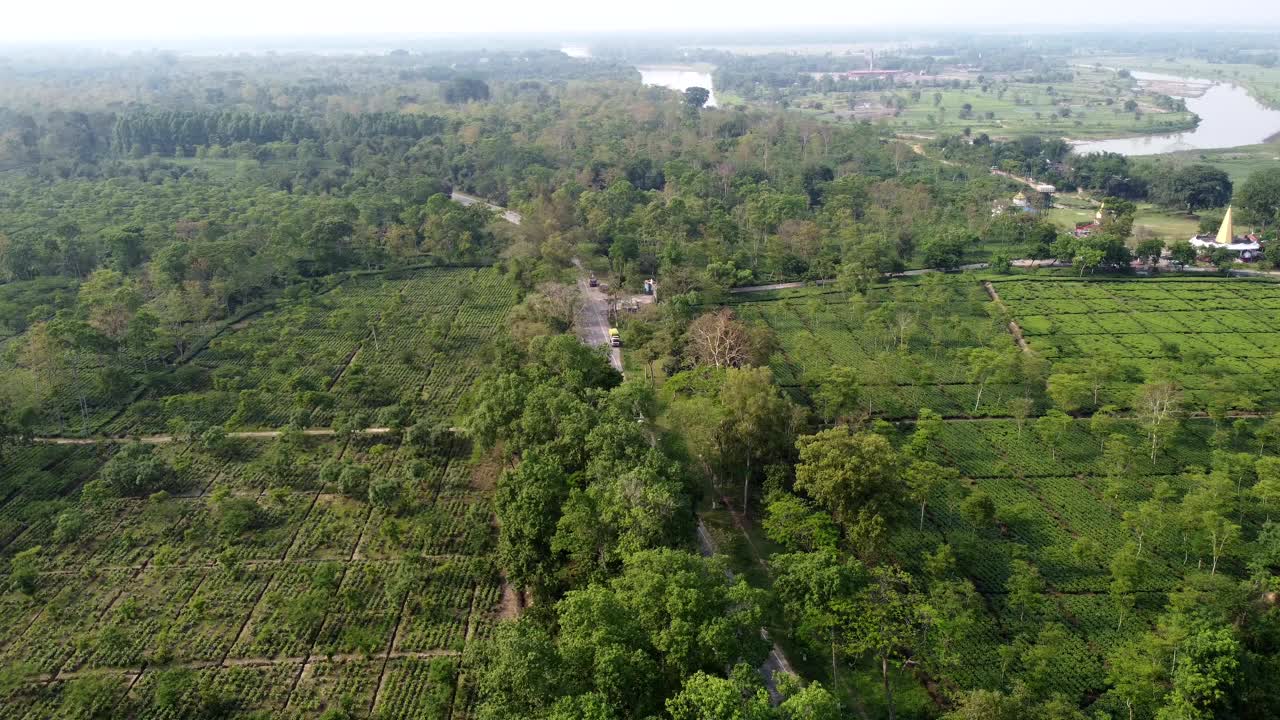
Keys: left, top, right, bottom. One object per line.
{"left": 103, "top": 266, "right": 517, "bottom": 434}
{"left": 993, "top": 277, "right": 1280, "bottom": 410}
{"left": 0, "top": 444, "right": 106, "bottom": 549}
{"left": 727, "top": 280, "right": 1017, "bottom": 418}
{"left": 0, "top": 434, "right": 502, "bottom": 719}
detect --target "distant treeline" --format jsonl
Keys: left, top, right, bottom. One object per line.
{"left": 111, "top": 111, "right": 448, "bottom": 156}
{"left": 0, "top": 108, "right": 451, "bottom": 162}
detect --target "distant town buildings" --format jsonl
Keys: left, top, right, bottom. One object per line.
{"left": 832, "top": 70, "right": 902, "bottom": 80}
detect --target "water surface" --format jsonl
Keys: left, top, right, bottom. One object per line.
{"left": 637, "top": 65, "right": 718, "bottom": 108}
{"left": 1074, "top": 69, "right": 1280, "bottom": 155}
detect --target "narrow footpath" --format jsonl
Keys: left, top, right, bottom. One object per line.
{"left": 729, "top": 259, "right": 1280, "bottom": 295}
{"left": 33, "top": 427, "right": 395, "bottom": 445}
{"left": 694, "top": 519, "right": 798, "bottom": 705}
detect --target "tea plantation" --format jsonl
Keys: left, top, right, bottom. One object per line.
{"left": 722, "top": 273, "right": 1280, "bottom": 713}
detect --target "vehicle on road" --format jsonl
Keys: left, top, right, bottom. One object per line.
{"left": 589, "top": 274, "right": 598, "bottom": 287}
{"left": 609, "top": 328, "right": 621, "bottom": 347}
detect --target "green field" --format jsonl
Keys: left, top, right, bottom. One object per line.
{"left": 0, "top": 265, "right": 517, "bottom": 720}
{"left": 792, "top": 66, "right": 1197, "bottom": 139}
{"left": 993, "top": 276, "right": 1280, "bottom": 404}
{"left": 111, "top": 266, "right": 517, "bottom": 433}
{"left": 1047, "top": 197, "right": 1203, "bottom": 241}
{"left": 735, "top": 276, "right": 1280, "bottom": 415}
{"left": 885, "top": 412, "right": 1247, "bottom": 706}
{"left": 1156, "top": 141, "right": 1280, "bottom": 184}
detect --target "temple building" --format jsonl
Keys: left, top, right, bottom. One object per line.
{"left": 992, "top": 191, "right": 1040, "bottom": 217}
{"left": 1074, "top": 203, "right": 1106, "bottom": 238}
{"left": 1189, "top": 206, "right": 1262, "bottom": 261}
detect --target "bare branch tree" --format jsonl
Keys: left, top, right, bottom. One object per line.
{"left": 687, "top": 309, "right": 759, "bottom": 369}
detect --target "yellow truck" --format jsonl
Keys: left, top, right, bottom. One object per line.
{"left": 608, "top": 328, "right": 621, "bottom": 347}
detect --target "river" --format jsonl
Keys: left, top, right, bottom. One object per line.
{"left": 1073, "top": 69, "right": 1280, "bottom": 156}
{"left": 637, "top": 65, "right": 718, "bottom": 108}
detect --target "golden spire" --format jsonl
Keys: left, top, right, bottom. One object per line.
{"left": 1095, "top": 202, "right": 1105, "bottom": 222}
{"left": 1215, "top": 206, "right": 1234, "bottom": 245}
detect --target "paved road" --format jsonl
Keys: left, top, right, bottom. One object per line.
{"left": 572, "top": 260, "right": 623, "bottom": 371}
{"left": 450, "top": 191, "right": 523, "bottom": 225}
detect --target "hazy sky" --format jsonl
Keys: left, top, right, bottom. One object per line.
{"left": 3, "top": 0, "right": 1279, "bottom": 45}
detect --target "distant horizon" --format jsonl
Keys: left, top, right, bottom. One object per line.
{"left": 5, "top": 25, "right": 1280, "bottom": 54}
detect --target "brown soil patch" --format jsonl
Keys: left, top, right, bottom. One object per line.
{"left": 469, "top": 451, "right": 503, "bottom": 492}
{"left": 498, "top": 575, "right": 521, "bottom": 621}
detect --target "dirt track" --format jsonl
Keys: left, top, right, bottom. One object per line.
{"left": 33, "top": 428, "right": 395, "bottom": 445}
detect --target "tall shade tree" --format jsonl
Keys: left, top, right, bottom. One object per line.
{"left": 1235, "top": 166, "right": 1280, "bottom": 228}
{"left": 1047, "top": 373, "right": 1092, "bottom": 413}
{"left": 794, "top": 427, "right": 903, "bottom": 536}
{"left": 905, "top": 460, "right": 957, "bottom": 531}
{"left": 966, "top": 347, "right": 1016, "bottom": 413}
{"left": 772, "top": 549, "right": 863, "bottom": 686}
{"left": 1147, "top": 164, "right": 1232, "bottom": 213}
{"left": 477, "top": 620, "right": 565, "bottom": 720}
{"left": 683, "top": 87, "right": 711, "bottom": 109}
{"left": 1161, "top": 624, "right": 1241, "bottom": 719}
{"left": 559, "top": 549, "right": 769, "bottom": 705}
{"left": 665, "top": 669, "right": 772, "bottom": 720}
{"left": 904, "top": 408, "right": 944, "bottom": 462}
{"left": 1034, "top": 409, "right": 1073, "bottom": 461}
{"left": 1106, "top": 642, "right": 1163, "bottom": 720}
{"left": 1006, "top": 559, "right": 1046, "bottom": 623}
{"left": 494, "top": 448, "right": 570, "bottom": 592}
{"left": 812, "top": 366, "right": 862, "bottom": 426}
{"left": 839, "top": 565, "right": 925, "bottom": 720}
{"left": 1134, "top": 379, "right": 1183, "bottom": 461}
{"left": 718, "top": 366, "right": 798, "bottom": 514}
